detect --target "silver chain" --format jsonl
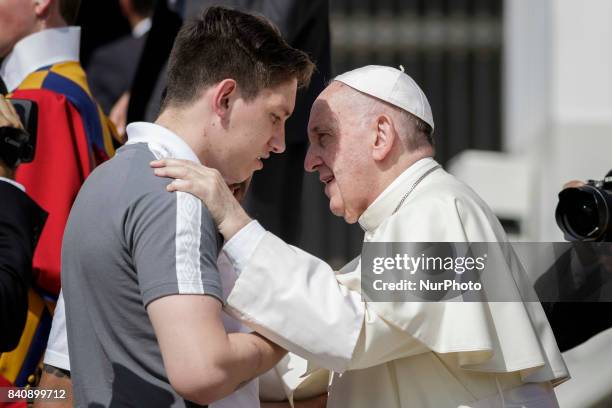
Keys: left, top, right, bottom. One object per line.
{"left": 392, "top": 164, "right": 441, "bottom": 214}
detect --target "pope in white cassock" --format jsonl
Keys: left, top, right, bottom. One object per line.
{"left": 156, "top": 65, "right": 570, "bottom": 408}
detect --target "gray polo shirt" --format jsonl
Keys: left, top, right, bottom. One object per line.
{"left": 62, "top": 122, "right": 222, "bottom": 407}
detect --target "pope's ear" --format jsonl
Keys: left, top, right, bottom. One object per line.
{"left": 371, "top": 114, "right": 396, "bottom": 161}
{"left": 211, "top": 79, "right": 237, "bottom": 119}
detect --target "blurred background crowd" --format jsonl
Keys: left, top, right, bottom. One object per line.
{"left": 74, "top": 0, "right": 612, "bottom": 259}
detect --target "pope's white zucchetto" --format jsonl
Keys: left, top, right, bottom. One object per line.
{"left": 334, "top": 65, "right": 435, "bottom": 133}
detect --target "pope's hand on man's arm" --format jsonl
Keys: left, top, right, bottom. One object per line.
{"left": 151, "top": 158, "right": 431, "bottom": 373}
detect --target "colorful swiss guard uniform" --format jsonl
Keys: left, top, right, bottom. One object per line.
{"left": 0, "top": 27, "right": 117, "bottom": 392}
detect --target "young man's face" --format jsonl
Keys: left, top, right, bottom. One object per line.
{"left": 0, "top": 0, "right": 37, "bottom": 58}
{"left": 211, "top": 78, "right": 297, "bottom": 185}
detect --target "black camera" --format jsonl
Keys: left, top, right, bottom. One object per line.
{"left": 0, "top": 99, "right": 38, "bottom": 168}
{"left": 555, "top": 171, "right": 612, "bottom": 242}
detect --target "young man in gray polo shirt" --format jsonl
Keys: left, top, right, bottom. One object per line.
{"left": 53, "top": 7, "right": 314, "bottom": 407}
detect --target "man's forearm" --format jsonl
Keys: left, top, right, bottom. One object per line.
{"left": 149, "top": 294, "right": 285, "bottom": 404}
{"left": 183, "top": 331, "right": 286, "bottom": 404}
{"left": 225, "top": 332, "right": 287, "bottom": 390}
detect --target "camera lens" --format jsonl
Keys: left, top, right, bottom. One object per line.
{"left": 561, "top": 191, "right": 599, "bottom": 237}
{"left": 556, "top": 186, "right": 610, "bottom": 241}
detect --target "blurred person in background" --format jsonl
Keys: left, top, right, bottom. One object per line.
{"left": 87, "top": 0, "right": 154, "bottom": 137}
{"left": 0, "top": 0, "right": 118, "bottom": 393}
{"left": 0, "top": 95, "right": 47, "bottom": 355}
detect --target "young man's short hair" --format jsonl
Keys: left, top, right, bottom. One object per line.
{"left": 59, "top": 0, "right": 81, "bottom": 25}
{"left": 163, "top": 6, "right": 315, "bottom": 109}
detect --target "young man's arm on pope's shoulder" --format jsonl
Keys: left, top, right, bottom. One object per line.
{"left": 147, "top": 293, "right": 286, "bottom": 405}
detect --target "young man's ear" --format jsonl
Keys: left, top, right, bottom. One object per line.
{"left": 371, "top": 114, "right": 396, "bottom": 161}
{"left": 211, "top": 79, "right": 237, "bottom": 119}
{"left": 34, "top": 0, "right": 53, "bottom": 18}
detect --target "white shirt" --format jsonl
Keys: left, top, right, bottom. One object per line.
{"left": 44, "top": 122, "right": 260, "bottom": 408}
{"left": 132, "top": 17, "right": 152, "bottom": 38}
{"left": 0, "top": 27, "right": 80, "bottom": 92}
{"left": 0, "top": 177, "right": 25, "bottom": 191}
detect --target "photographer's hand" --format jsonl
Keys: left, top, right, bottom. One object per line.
{"left": 0, "top": 95, "right": 24, "bottom": 180}
{"left": 109, "top": 91, "right": 130, "bottom": 143}
{"left": 0, "top": 95, "right": 23, "bottom": 129}
{"left": 0, "top": 158, "right": 13, "bottom": 179}
{"left": 563, "top": 180, "right": 585, "bottom": 189}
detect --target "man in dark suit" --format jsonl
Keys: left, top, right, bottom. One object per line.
{"left": 0, "top": 96, "right": 47, "bottom": 352}
{"left": 86, "top": 0, "right": 154, "bottom": 116}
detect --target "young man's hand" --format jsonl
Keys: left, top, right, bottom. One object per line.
{"left": 296, "top": 394, "right": 328, "bottom": 408}
{"left": 261, "top": 394, "right": 328, "bottom": 408}
{"left": 151, "top": 158, "right": 252, "bottom": 241}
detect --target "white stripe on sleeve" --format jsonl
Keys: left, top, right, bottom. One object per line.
{"left": 175, "top": 191, "right": 204, "bottom": 293}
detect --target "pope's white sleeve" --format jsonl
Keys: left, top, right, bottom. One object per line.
{"left": 222, "top": 220, "right": 266, "bottom": 280}
{"left": 224, "top": 232, "right": 365, "bottom": 373}
{"left": 347, "top": 305, "right": 430, "bottom": 370}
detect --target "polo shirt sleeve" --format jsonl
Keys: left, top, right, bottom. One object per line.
{"left": 126, "top": 189, "right": 223, "bottom": 307}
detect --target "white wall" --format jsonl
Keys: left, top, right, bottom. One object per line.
{"left": 552, "top": 0, "right": 612, "bottom": 124}
{"left": 504, "top": 0, "right": 612, "bottom": 241}
{"left": 503, "top": 4, "right": 612, "bottom": 406}
{"left": 503, "top": 0, "right": 553, "bottom": 155}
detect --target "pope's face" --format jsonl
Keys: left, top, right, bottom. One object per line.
{"left": 209, "top": 79, "right": 297, "bottom": 185}
{"left": 0, "top": 0, "right": 37, "bottom": 58}
{"left": 305, "top": 84, "right": 372, "bottom": 224}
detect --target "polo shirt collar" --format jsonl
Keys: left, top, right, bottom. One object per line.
{"left": 125, "top": 122, "right": 200, "bottom": 164}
